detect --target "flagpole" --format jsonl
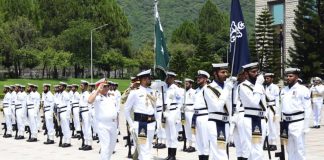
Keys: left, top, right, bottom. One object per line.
{"left": 230, "top": 36, "right": 237, "bottom": 77}
{"left": 153, "top": 0, "right": 158, "bottom": 71}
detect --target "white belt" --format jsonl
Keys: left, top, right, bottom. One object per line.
{"left": 208, "top": 113, "right": 229, "bottom": 121}
{"left": 194, "top": 109, "right": 208, "bottom": 115}
{"left": 282, "top": 113, "right": 304, "bottom": 122}
{"left": 245, "top": 109, "right": 265, "bottom": 117}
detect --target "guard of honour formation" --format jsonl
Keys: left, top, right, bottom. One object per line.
{"left": 1, "top": 62, "right": 324, "bottom": 160}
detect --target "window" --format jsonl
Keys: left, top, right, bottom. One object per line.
{"left": 270, "top": 3, "right": 284, "bottom": 25}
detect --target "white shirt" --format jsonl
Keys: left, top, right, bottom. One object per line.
{"left": 310, "top": 84, "right": 324, "bottom": 103}
{"left": 11, "top": 91, "right": 17, "bottom": 106}
{"left": 3, "top": 92, "right": 12, "bottom": 107}
{"left": 209, "top": 81, "right": 232, "bottom": 114}
{"left": 265, "top": 83, "right": 280, "bottom": 115}
{"left": 42, "top": 91, "right": 54, "bottom": 109}
{"left": 93, "top": 94, "right": 117, "bottom": 125}
{"left": 71, "top": 91, "right": 80, "bottom": 107}
{"left": 33, "top": 91, "right": 41, "bottom": 109}
{"left": 124, "top": 85, "right": 156, "bottom": 128}
{"left": 238, "top": 80, "right": 266, "bottom": 110}
{"left": 184, "top": 88, "right": 195, "bottom": 111}
{"left": 165, "top": 83, "right": 181, "bottom": 109}
{"left": 281, "top": 83, "right": 311, "bottom": 118}
{"left": 79, "top": 91, "right": 90, "bottom": 111}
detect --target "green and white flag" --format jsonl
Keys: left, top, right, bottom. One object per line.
{"left": 154, "top": 1, "right": 169, "bottom": 72}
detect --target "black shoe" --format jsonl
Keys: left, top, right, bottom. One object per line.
{"left": 169, "top": 148, "right": 177, "bottom": 160}
{"left": 82, "top": 145, "right": 92, "bottom": 151}
{"left": 16, "top": 136, "right": 25, "bottom": 140}
{"left": 3, "top": 134, "right": 12, "bottom": 138}
{"left": 79, "top": 145, "right": 86, "bottom": 150}
{"left": 157, "top": 143, "right": 166, "bottom": 149}
{"left": 72, "top": 134, "right": 79, "bottom": 139}
{"left": 62, "top": 143, "right": 71, "bottom": 148}
{"left": 92, "top": 136, "right": 99, "bottom": 140}
{"left": 311, "top": 125, "right": 317, "bottom": 128}
{"left": 318, "top": 125, "right": 321, "bottom": 128}
{"left": 187, "top": 146, "right": 196, "bottom": 153}
{"left": 269, "top": 145, "right": 277, "bottom": 151}
{"left": 27, "top": 138, "right": 37, "bottom": 142}
{"left": 153, "top": 143, "right": 159, "bottom": 148}
{"left": 44, "top": 139, "right": 54, "bottom": 144}
{"left": 164, "top": 148, "right": 172, "bottom": 160}
{"left": 177, "top": 136, "right": 184, "bottom": 141}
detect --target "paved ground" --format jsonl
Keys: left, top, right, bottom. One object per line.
{"left": 1, "top": 105, "right": 324, "bottom": 160}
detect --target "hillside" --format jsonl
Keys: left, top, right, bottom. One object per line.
{"left": 117, "top": 0, "right": 255, "bottom": 49}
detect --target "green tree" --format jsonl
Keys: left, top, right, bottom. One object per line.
{"left": 289, "top": 0, "right": 322, "bottom": 80}
{"left": 255, "top": 8, "right": 281, "bottom": 80}
{"left": 171, "top": 21, "right": 199, "bottom": 44}
{"left": 169, "top": 43, "right": 196, "bottom": 78}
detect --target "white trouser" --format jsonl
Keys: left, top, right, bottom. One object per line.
{"left": 3, "top": 107, "right": 13, "bottom": 134}
{"left": 208, "top": 120, "right": 229, "bottom": 160}
{"left": 15, "top": 108, "right": 25, "bottom": 136}
{"left": 312, "top": 102, "right": 323, "bottom": 126}
{"left": 287, "top": 120, "right": 305, "bottom": 160}
{"left": 72, "top": 106, "right": 81, "bottom": 131}
{"left": 184, "top": 111, "right": 194, "bottom": 144}
{"left": 242, "top": 117, "right": 266, "bottom": 159}
{"left": 165, "top": 110, "right": 178, "bottom": 148}
{"left": 233, "top": 112, "right": 245, "bottom": 157}
{"left": 27, "top": 108, "right": 38, "bottom": 138}
{"left": 10, "top": 105, "right": 16, "bottom": 124}
{"left": 136, "top": 124, "right": 155, "bottom": 160}
{"left": 45, "top": 110, "right": 55, "bottom": 140}
{"left": 97, "top": 122, "right": 118, "bottom": 160}
{"left": 81, "top": 111, "right": 92, "bottom": 145}
{"left": 59, "top": 111, "right": 71, "bottom": 143}
{"left": 195, "top": 115, "right": 209, "bottom": 155}
{"left": 267, "top": 110, "right": 278, "bottom": 145}
{"left": 91, "top": 108, "right": 98, "bottom": 135}
{"left": 156, "top": 111, "right": 166, "bottom": 140}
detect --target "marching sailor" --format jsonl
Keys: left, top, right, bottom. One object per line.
{"left": 42, "top": 84, "right": 55, "bottom": 144}
{"left": 238, "top": 62, "right": 267, "bottom": 160}
{"left": 79, "top": 80, "right": 93, "bottom": 150}
{"left": 58, "top": 82, "right": 72, "bottom": 147}
{"left": 3, "top": 85, "right": 13, "bottom": 138}
{"left": 71, "top": 84, "right": 81, "bottom": 138}
{"left": 124, "top": 69, "right": 157, "bottom": 160}
{"left": 88, "top": 78, "right": 118, "bottom": 160}
{"left": 183, "top": 78, "right": 196, "bottom": 152}
{"left": 264, "top": 73, "right": 280, "bottom": 150}
{"left": 208, "top": 63, "right": 234, "bottom": 160}
{"left": 280, "top": 68, "right": 311, "bottom": 160}
{"left": 310, "top": 77, "right": 324, "bottom": 128}
{"left": 26, "top": 83, "right": 38, "bottom": 142}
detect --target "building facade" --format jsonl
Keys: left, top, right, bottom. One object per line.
{"left": 255, "top": 0, "right": 299, "bottom": 75}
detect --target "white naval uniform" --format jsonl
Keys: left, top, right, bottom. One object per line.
{"left": 238, "top": 80, "right": 267, "bottom": 160}
{"left": 79, "top": 91, "right": 92, "bottom": 146}
{"left": 281, "top": 83, "right": 311, "bottom": 160}
{"left": 15, "top": 91, "right": 26, "bottom": 136}
{"left": 71, "top": 91, "right": 81, "bottom": 132}
{"left": 42, "top": 91, "right": 55, "bottom": 140}
{"left": 177, "top": 87, "right": 185, "bottom": 132}
{"left": 164, "top": 83, "right": 181, "bottom": 149}
{"left": 193, "top": 85, "right": 209, "bottom": 156}
{"left": 208, "top": 81, "right": 232, "bottom": 160}
{"left": 155, "top": 89, "right": 166, "bottom": 142}
{"left": 93, "top": 93, "right": 118, "bottom": 160}
{"left": 265, "top": 83, "right": 280, "bottom": 145}
{"left": 3, "top": 92, "right": 13, "bottom": 134}
{"left": 58, "top": 91, "right": 72, "bottom": 144}
{"left": 10, "top": 91, "right": 17, "bottom": 126}
{"left": 26, "top": 92, "right": 38, "bottom": 138}
{"left": 124, "top": 85, "right": 157, "bottom": 160}
{"left": 310, "top": 84, "right": 324, "bottom": 126}
{"left": 90, "top": 90, "right": 98, "bottom": 137}
{"left": 33, "top": 91, "right": 41, "bottom": 130}
{"left": 184, "top": 88, "right": 195, "bottom": 145}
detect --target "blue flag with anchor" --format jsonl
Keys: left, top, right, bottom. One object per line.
{"left": 229, "top": 0, "right": 250, "bottom": 76}
{"left": 154, "top": 1, "right": 169, "bottom": 80}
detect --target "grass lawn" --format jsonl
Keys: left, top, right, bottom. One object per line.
{"left": 0, "top": 78, "right": 131, "bottom": 98}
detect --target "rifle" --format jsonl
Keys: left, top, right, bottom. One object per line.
{"left": 54, "top": 105, "right": 63, "bottom": 147}
{"left": 123, "top": 122, "right": 133, "bottom": 158}
{"left": 1, "top": 123, "right": 7, "bottom": 136}
{"left": 181, "top": 86, "right": 187, "bottom": 151}
{"left": 70, "top": 107, "right": 75, "bottom": 137}
{"left": 14, "top": 107, "right": 18, "bottom": 139}
{"left": 78, "top": 111, "right": 85, "bottom": 147}
{"left": 275, "top": 121, "right": 286, "bottom": 160}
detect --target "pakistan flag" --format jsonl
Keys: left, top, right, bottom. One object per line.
{"left": 154, "top": 1, "right": 169, "bottom": 71}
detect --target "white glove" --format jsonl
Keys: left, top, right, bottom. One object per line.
{"left": 129, "top": 124, "right": 136, "bottom": 133}
{"left": 224, "top": 78, "right": 234, "bottom": 90}
{"left": 256, "top": 74, "right": 265, "bottom": 85}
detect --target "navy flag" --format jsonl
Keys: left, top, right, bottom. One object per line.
{"left": 153, "top": 1, "right": 169, "bottom": 80}
{"left": 229, "top": 0, "right": 250, "bottom": 76}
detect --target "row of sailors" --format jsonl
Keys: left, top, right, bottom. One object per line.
{"left": 2, "top": 80, "right": 121, "bottom": 151}
{"left": 123, "top": 62, "right": 315, "bottom": 160}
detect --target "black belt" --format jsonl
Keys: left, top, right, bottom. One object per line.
{"left": 44, "top": 109, "right": 50, "bottom": 113}
{"left": 3, "top": 103, "right": 8, "bottom": 105}
{"left": 27, "top": 104, "right": 34, "bottom": 106}
{"left": 170, "top": 107, "right": 177, "bottom": 111}
{"left": 195, "top": 107, "right": 208, "bottom": 111}
{"left": 283, "top": 118, "right": 304, "bottom": 123}
{"left": 210, "top": 112, "right": 228, "bottom": 115}
{"left": 208, "top": 119, "right": 230, "bottom": 123}
{"left": 134, "top": 113, "right": 155, "bottom": 123}
{"left": 15, "top": 107, "right": 22, "bottom": 110}
{"left": 157, "top": 106, "right": 162, "bottom": 108}
{"left": 195, "top": 113, "right": 208, "bottom": 116}
{"left": 15, "top": 104, "right": 21, "bottom": 107}
{"left": 27, "top": 107, "right": 34, "bottom": 110}
{"left": 80, "top": 106, "right": 88, "bottom": 108}
{"left": 244, "top": 115, "right": 265, "bottom": 119}
{"left": 58, "top": 110, "right": 66, "bottom": 114}
{"left": 283, "top": 111, "right": 304, "bottom": 116}
{"left": 72, "top": 106, "right": 79, "bottom": 108}
{"left": 170, "top": 103, "right": 178, "bottom": 106}
{"left": 80, "top": 110, "right": 89, "bottom": 113}
{"left": 157, "top": 110, "right": 162, "bottom": 112}
{"left": 72, "top": 102, "right": 79, "bottom": 105}
{"left": 185, "top": 104, "right": 194, "bottom": 106}
{"left": 44, "top": 106, "right": 51, "bottom": 109}
{"left": 60, "top": 106, "right": 67, "bottom": 109}
{"left": 3, "top": 106, "right": 9, "bottom": 108}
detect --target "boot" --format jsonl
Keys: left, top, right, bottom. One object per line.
{"left": 242, "top": 158, "right": 248, "bottom": 160}
{"left": 168, "top": 148, "right": 176, "bottom": 160}
{"left": 204, "top": 155, "right": 209, "bottom": 160}
{"left": 237, "top": 157, "right": 242, "bottom": 160}
{"left": 199, "top": 155, "right": 204, "bottom": 160}
{"left": 164, "top": 148, "right": 171, "bottom": 160}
